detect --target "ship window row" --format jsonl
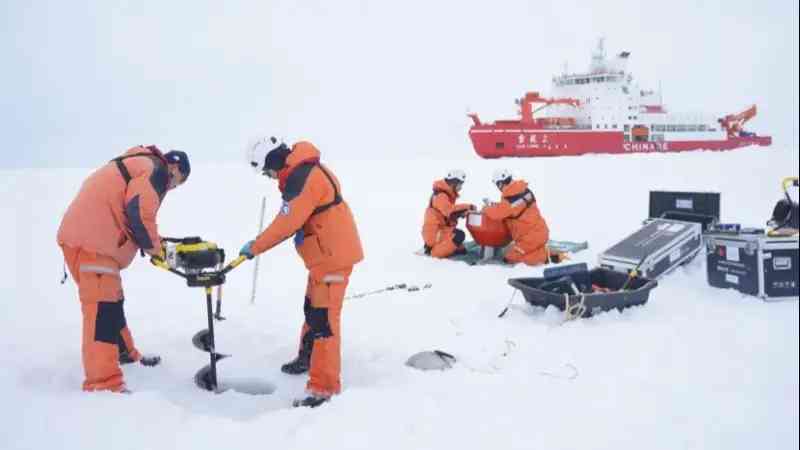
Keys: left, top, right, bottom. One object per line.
{"left": 651, "top": 124, "right": 717, "bottom": 132}
{"left": 559, "top": 75, "right": 622, "bottom": 86}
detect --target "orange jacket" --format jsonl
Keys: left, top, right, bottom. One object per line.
{"left": 483, "top": 179, "right": 549, "bottom": 248}
{"left": 57, "top": 146, "right": 169, "bottom": 270}
{"left": 252, "top": 142, "right": 364, "bottom": 273}
{"left": 422, "top": 180, "right": 473, "bottom": 247}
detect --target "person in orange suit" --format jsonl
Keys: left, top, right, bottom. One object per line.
{"left": 483, "top": 169, "right": 552, "bottom": 266}
{"left": 422, "top": 170, "right": 476, "bottom": 258}
{"left": 241, "top": 136, "right": 364, "bottom": 408}
{"left": 57, "top": 146, "right": 190, "bottom": 392}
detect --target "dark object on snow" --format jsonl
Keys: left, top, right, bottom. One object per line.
{"left": 405, "top": 350, "right": 457, "bottom": 371}
{"left": 293, "top": 395, "right": 330, "bottom": 408}
{"left": 705, "top": 231, "right": 799, "bottom": 302}
{"left": 119, "top": 352, "right": 161, "bottom": 367}
{"left": 508, "top": 268, "right": 658, "bottom": 318}
{"left": 140, "top": 355, "right": 161, "bottom": 367}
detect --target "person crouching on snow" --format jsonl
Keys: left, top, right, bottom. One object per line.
{"left": 483, "top": 169, "right": 556, "bottom": 266}
{"left": 422, "top": 170, "right": 476, "bottom": 258}
{"left": 57, "top": 146, "right": 190, "bottom": 393}
{"left": 240, "top": 135, "right": 364, "bottom": 408}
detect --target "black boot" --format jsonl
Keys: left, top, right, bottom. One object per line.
{"left": 281, "top": 355, "right": 310, "bottom": 375}
{"left": 119, "top": 352, "right": 161, "bottom": 367}
{"left": 292, "top": 394, "right": 330, "bottom": 408}
{"left": 139, "top": 355, "right": 161, "bottom": 367}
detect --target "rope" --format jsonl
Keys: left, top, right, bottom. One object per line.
{"left": 563, "top": 293, "right": 587, "bottom": 321}
{"left": 345, "top": 283, "right": 431, "bottom": 300}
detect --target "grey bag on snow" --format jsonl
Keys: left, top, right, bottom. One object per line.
{"left": 405, "top": 350, "right": 457, "bottom": 371}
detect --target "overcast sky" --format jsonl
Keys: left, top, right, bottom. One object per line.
{"left": 1, "top": 0, "right": 797, "bottom": 168}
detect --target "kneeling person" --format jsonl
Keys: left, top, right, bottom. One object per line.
{"left": 422, "top": 170, "right": 475, "bottom": 258}
{"left": 483, "top": 169, "right": 551, "bottom": 266}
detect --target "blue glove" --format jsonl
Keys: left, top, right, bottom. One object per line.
{"left": 240, "top": 240, "right": 255, "bottom": 259}
{"left": 293, "top": 230, "right": 305, "bottom": 246}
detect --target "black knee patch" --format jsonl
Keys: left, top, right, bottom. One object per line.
{"left": 95, "top": 301, "right": 127, "bottom": 345}
{"left": 453, "top": 229, "right": 465, "bottom": 246}
{"left": 423, "top": 245, "right": 432, "bottom": 255}
{"left": 303, "top": 297, "right": 333, "bottom": 340}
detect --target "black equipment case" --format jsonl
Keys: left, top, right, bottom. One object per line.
{"left": 598, "top": 191, "right": 720, "bottom": 280}
{"left": 705, "top": 231, "right": 799, "bottom": 302}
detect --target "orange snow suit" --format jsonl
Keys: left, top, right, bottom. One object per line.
{"left": 484, "top": 180, "right": 550, "bottom": 266}
{"left": 57, "top": 146, "right": 171, "bottom": 391}
{"left": 422, "top": 180, "right": 473, "bottom": 258}
{"left": 252, "top": 141, "right": 363, "bottom": 397}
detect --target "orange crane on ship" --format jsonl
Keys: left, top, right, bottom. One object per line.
{"left": 468, "top": 91, "right": 581, "bottom": 128}
{"left": 518, "top": 92, "right": 581, "bottom": 123}
{"left": 719, "top": 105, "right": 757, "bottom": 137}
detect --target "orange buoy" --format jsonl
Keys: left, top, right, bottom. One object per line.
{"left": 466, "top": 211, "right": 511, "bottom": 247}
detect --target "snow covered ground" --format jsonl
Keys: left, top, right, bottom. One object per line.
{"left": 1, "top": 146, "right": 798, "bottom": 450}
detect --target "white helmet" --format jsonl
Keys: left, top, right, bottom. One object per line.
{"left": 492, "top": 169, "right": 512, "bottom": 186}
{"left": 445, "top": 169, "right": 467, "bottom": 184}
{"left": 247, "top": 135, "right": 285, "bottom": 173}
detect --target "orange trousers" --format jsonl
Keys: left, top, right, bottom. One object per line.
{"left": 503, "top": 242, "right": 549, "bottom": 266}
{"left": 428, "top": 228, "right": 465, "bottom": 258}
{"left": 61, "top": 246, "right": 140, "bottom": 392}
{"left": 295, "top": 267, "right": 353, "bottom": 397}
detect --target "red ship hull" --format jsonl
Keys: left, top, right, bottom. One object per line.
{"left": 469, "top": 125, "right": 772, "bottom": 158}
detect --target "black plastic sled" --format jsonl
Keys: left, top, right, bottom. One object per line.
{"left": 508, "top": 267, "right": 658, "bottom": 318}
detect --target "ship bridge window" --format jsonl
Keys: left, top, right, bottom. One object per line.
{"left": 688, "top": 125, "right": 698, "bottom": 132}
{"left": 698, "top": 124, "right": 707, "bottom": 131}
{"left": 624, "top": 124, "right": 630, "bottom": 131}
